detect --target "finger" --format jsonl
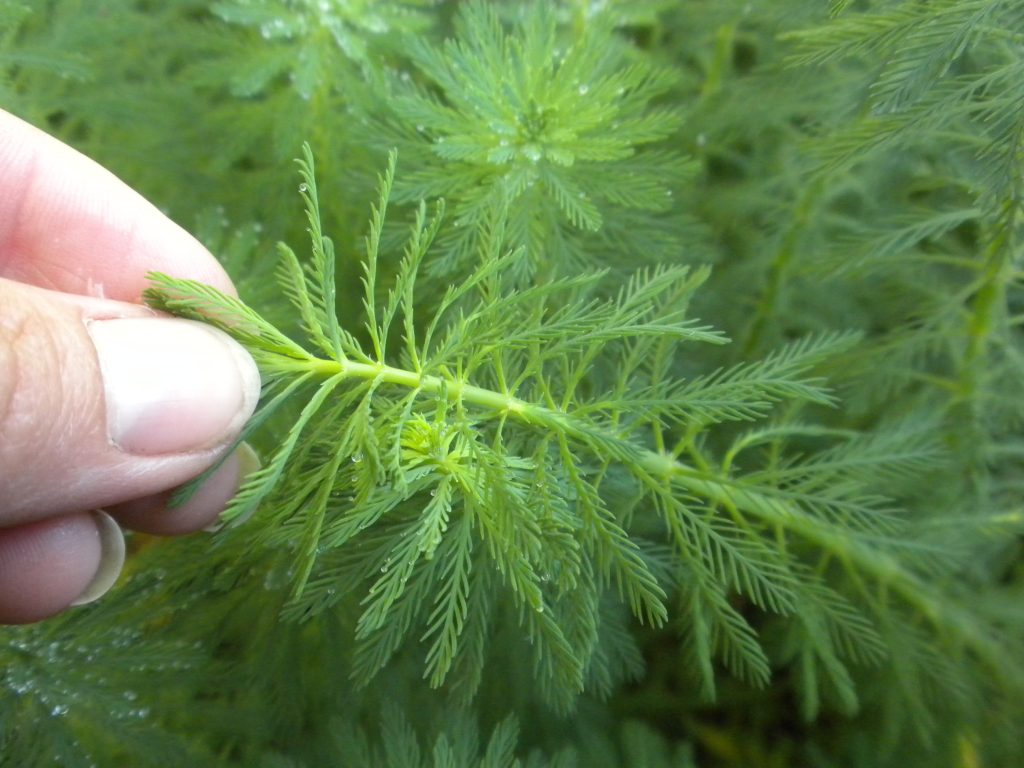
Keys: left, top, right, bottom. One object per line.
{"left": 107, "top": 443, "right": 261, "bottom": 535}
{"left": 0, "top": 278, "right": 261, "bottom": 525}
{"left": 0, "top": 108, "right": 234, "bottom": 301}
{"left": 0, "top": 511, "right": 124, "bottom": 624}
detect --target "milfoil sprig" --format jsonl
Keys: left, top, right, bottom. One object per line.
{"left": 144, "top": 146, "right": 1016, "bottom": 712}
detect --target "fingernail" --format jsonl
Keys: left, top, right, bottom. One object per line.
{"left": 71, "top": 510, "right": 126, "bottom": 606}
{"left": 88, "top": 318, "right": 260, "bottom": 455}
{"left": 203, "top": 442, "right": 262, "bottom": 532}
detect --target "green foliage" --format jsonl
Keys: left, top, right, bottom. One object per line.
{"left": 375, "top": 1, "right": 698, "bottom": 281}
{"left": 2, "top": 1, "right": 1024, "bottom": 767}
{"left": 0, "top": 592, "right": 212, "bottom": 767}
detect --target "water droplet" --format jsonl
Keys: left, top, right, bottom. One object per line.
{"left": 429, "top": 489, "right": 437, "bottom": 497}
{"left": 50, "top": 704, "right": 69, "bottom": 717}
{"left": 535, "top": 603, "right": 545, "bottom": 613}
{"left": 352, "top": 452, "right": 364, "bottom": 464}
{"left": 523, "top": 145, "right": 543, "bottom": 163}
{"left": 416, "top": 124, "right": 425, "bottom": 133}
{"left": 298, "top": 183, "right": 308, "bottom": 193}
{"left": 259, "top": 18, "right": 290, "bottom": 40}
{"left": 616, "top": 86, "right": 626, "bottom": 96}
{"left": 578, "top": 84, "right": 589, "bottom": 95}
{"left": 499, "top": 139, "right": 509, "bottom": 147}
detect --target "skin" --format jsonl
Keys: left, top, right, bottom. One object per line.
{"left": 0, "top": 109, "right": 260, "bottom": 623}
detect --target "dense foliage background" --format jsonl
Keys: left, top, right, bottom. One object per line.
{"left": 2, "top": 1, "right": 1023, "bottom": 766}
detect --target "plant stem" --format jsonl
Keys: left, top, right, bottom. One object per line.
{"left": 741, "top": 177, "right": 825, "bottom": 356}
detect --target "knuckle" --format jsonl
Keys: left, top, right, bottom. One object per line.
{"left": 0, "top": 308, "right": 33, "bottom": 445}
{"left": 0, "top": 291, "right": 65, "bottom": 482}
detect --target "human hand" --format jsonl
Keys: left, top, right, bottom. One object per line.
{"left": 0, "top": 109, "right": 261, "bottom": 623}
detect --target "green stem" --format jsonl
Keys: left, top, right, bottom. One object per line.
{"left": 321, "top": 359, "right": 526, "bottom": 413}
{"left": 958, "top": 200, "right": 1017, "bottom": 399}
{"left": 950, "top": 199, "right": 1018, "bottom": 493}
{"left": 741, "top": 178, "right": 825, "bottom": 356}
{"left": 700, "top": 24, "right": 735, "bottom": 102}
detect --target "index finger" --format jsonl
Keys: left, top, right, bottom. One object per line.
{"left": 0, "top": 109, "right": 235, "bottom": 302}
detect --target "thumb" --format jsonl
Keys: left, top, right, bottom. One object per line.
{"left": 0, "top": 277, "right": 261, "bottom": 523}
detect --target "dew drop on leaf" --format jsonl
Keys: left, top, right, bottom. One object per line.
{"left": 523, "top": 144, "right": 542, "bottom": 163}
